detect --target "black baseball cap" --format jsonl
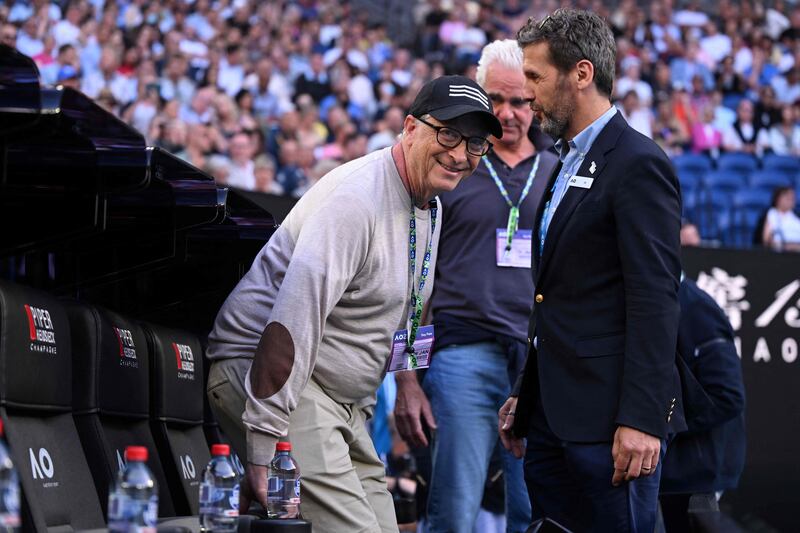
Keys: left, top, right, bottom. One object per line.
{"left": 409, "top": 75, "right": 503, "bottom": 138}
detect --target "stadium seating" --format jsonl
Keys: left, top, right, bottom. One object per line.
{"left": 144, "top": 323, "right": 211, "bottom": 516}
{"left": 673, "top": 153, "right": 714, "bottom": 175}
{"left": 0, "top": 281, "right": 105, "bottom": 530}
{"left": 676, "top": 152, "right": 800, "bottom": 245}
{"left": 762, "top": 154, "right": 800, "bottom": 175}
{"left": 748, "top": 170, "right": 793, "bottom": 194}
{"left": 66, "top": 303, "right": 178, "bottom": 517}
{"left": 717, "top": 152, "right": 759, "bottom": 175}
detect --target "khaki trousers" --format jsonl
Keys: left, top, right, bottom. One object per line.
{"left": 207, "top": 358, "right": 398, "bottom": 532}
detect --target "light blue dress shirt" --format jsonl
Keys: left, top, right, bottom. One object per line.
{"left": 539, "top": 106, "right": 618, "bottom": 255}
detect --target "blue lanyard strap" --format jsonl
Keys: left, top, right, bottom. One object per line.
{"left": 407, "top": 199, "right": 438, "bottom": 368}
{"left": 483, "top": 154, "right": 541, "bottom": 251}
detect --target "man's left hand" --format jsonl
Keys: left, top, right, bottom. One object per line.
{"left": 611, "top": 425, "right": 660, "bottom": 486}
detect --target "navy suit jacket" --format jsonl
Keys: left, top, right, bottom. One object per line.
{"left": 660, "top": 279, "right": 746, "bottom": 494}
{"left": 513, "top": 112, "right": 686, "bottom": 442}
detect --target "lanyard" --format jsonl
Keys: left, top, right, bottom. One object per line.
{"left": 483, "top": 154, "right": 541, "bottom": 251}
{"left": 407, "top": 199, "right": 438, "bottom": 368}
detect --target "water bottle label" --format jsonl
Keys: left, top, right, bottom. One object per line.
{"left": 108, "top": 493, "right": 158, "bottom": 530}
{"left": 229, "top": 484, "right": 240, "bottom": 512}
{"left": 267, "top": 476, "right": 283, "bottom": 494}
{"left": 199, "top": 486, "right": 239, "bottom": 517}
{"left": 0, "top": 485, "right": 20, "bottom": 527}
{"left": 199, "top": 481, "right": 212, "bottom": 505}
{"left": 295, "top": 478, "right": 301, "bottom": 499}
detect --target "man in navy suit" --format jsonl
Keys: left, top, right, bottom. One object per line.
{"left": 498, "top": 9, "right": 685, "bottom": 532}
{"left": 659, "top": 277, "right": 746, "bottom": 532}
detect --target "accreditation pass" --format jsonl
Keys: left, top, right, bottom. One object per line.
{"left": 387, "top": 325, "right": 435, "bottom": 372}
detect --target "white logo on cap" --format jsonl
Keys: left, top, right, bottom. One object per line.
{"left": 448, "top": 84, "right": 489, "bottom": 109}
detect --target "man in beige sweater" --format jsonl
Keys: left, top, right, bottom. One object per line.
{"left": 206, "top": 75, "right": 502, "bottom": 532}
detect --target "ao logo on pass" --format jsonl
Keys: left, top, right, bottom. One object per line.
{"left": 29, "top": 448, "right": 54, "bottom": 479}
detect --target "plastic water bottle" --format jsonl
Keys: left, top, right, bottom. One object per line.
{"left": 108, "top": 446, "right": 158, "bottom": 533}
{"left": 267, "top": 442, "right": 301, "bottom": 519}
{"left": 0, "top": 420, "right": 20, "bottom": 531}
{"left": 199, "top": 444, "right": 239, "bottom": 531}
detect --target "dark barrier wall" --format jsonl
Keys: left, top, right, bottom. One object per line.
{"left": 682, "top": 246, "right": 800, "bottom": 532}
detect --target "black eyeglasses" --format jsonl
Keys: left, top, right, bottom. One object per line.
{"left": 489, "top": 94, "right": 533, "bottom": 109}
{"left": 416, "top": 116, "right": 492, "bottom": 157}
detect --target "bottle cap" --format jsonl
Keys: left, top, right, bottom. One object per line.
{"left": 125, "top": 446, "right": 148, "bottom": 462}
{"left": 276, "top": 442, "right": 292, "bottom": 452}
{"left": 211, "top": 444, "right": 230, "bottom": 456}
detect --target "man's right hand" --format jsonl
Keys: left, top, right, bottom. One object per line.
{"left": 239, "top": 462, "right": 269, "bottom": 513}
{"left": 394, "top": 371, "right": 436, "bottom": 448}
{"left": 499, "top": 396, "right": 525, "bottom": 459}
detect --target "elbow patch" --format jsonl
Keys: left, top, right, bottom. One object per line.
{"left": 250, "top": 322, "right": 296, "bottom": 399}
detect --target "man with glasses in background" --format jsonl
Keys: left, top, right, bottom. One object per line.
{"left": 395, "top": 40, "right": 557, "bottom": 533}
{"left": 499, "top": 10, "right": 684, "bottom": 532}
{"left": 206, "top": 75, "right": 501, "bottom": 531}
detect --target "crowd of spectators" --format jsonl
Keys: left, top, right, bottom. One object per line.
{"left": 2, "top": 0, "right": 800, "bottom": 213}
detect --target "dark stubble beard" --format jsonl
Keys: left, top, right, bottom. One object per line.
{"left": 539, "top": 74, "right": 575, "bottom": 140}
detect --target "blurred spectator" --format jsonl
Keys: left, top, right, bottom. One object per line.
{"left": 763, "top": 186, "right": 800, "bottom": 252}
{"left": 715, "top": 56, "right": 747, "bottom": 99}
{"left": 691, "top": 106, "right": 723, "bottom": 158}
{"left": 618, "top": 90, "right": 654, "bottom": 139}
{"left": 671, "top": 40, "right": 715, "bottom": 93}
{"left": 4, "top": 0, "right": 799, "bottom": 214}
{"left": 367, "top": 106, "right": 404, "bottom": 153}
{"left": 82, "top": 46, "right": 136, "bottom": 105}
{"left": 616, "top": 57, "right": 653, "bottom": 107}
{"left": 754, "top": 85, "right": 782, "bottom": 129}
{"left": 275, "top": 139, "right": 307, "bottom": 196}
{"left": 226, "top": 132, "right": 257, "bottom": 191}
{"left": 294, "top": 52, "right": 330, "bottom": 104}
{"left": 680, "top": 221, "right": 702, "bottom": 247}
{"left": 722, "top": 99, "right": 770, "bottom": 155}
{"left": 253, "top": 154, "right": 283, "bottom": 195}
{"left": 160, "top": 54, "right": 195, "bottom": 105}
{"left": 767, "top": 105, "right": 800, "bottom": 156}
{"left": 771, "top": 68, "right": 800, "bottom": 105}
{"left": 654, "top": 100, "right": 689, "bottom": 156}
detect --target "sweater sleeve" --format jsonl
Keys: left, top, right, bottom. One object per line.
{"left": 243, "top": 194, "right": 374, "bottom": 465}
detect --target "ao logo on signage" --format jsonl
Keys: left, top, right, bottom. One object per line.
{"left": 180, "top": 455, "right": 196, "bottom": 480}
{"left": 29, "top": 448, "right": 58, "bottom": 487}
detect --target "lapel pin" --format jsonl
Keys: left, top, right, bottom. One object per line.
{"left": 589, "top": 161, "right": 597, "bottom": 174}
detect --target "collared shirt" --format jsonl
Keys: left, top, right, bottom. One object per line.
{"left": 540, "top": 105, "right": 618, "bottom": 243}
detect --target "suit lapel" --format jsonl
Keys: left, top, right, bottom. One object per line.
{"left": 532, "top": 158, "right": 562, "bottom": 275}
{"left": 535, "top": 113, "right": 627, "bottom": 285}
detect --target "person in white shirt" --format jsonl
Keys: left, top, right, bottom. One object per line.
{"left": 226, "top": 132, "right": 257, "bottom": 191}
{"left": 721, "top": 99, "right": 770, "bottom": 155}
{"left": 699, "top": 22, "right": 732, "bottom": 63}
{"left": 50, "top": 4, "right": 81, "bottom": 48}
{"left": 619, "top": 90, "right": 654, "bottom": 139}
{"left": 218, "top": 44, "right": 247, "bottom": 98}
{"left": 768, "top": 105, "right": 800, "bottom": 156}
{"left": 615, "top": 57, "right": 654, "bottom": 107}
{"left": 763, "top": 187, "right": 800, "bottom": 252}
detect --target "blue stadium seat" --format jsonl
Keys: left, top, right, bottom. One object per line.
{"left": 748, "top": 170, "right": 793, "bottom": 192}
{"left": 732, "top": 188, "right": 773, "bottom": 210}
{"left": 717, "top": 152, "right": 759, "bottom": 174}
{"left": 695, "top": 189, "right": 732, "bottom": 240}
{"left": 762, "top": 154, "right": 800, "bottom": 175}
{"left": 702, "top": 170, "right": 747, "bottom": 193}
{"left": 673, "top": 153, "right": 713, "bottom": 175}
{"left": 678, "top": 170, "right": 703, "bottom": 191}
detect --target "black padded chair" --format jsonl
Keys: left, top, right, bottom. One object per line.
{"left": 144, "top": 323, "right": 211, "bottom": 516}
{"left": 0, "top": 281, "right": 104, "bottom": 531}
{"left": 65, "top": 303, "right": 177, "bottom": 518}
